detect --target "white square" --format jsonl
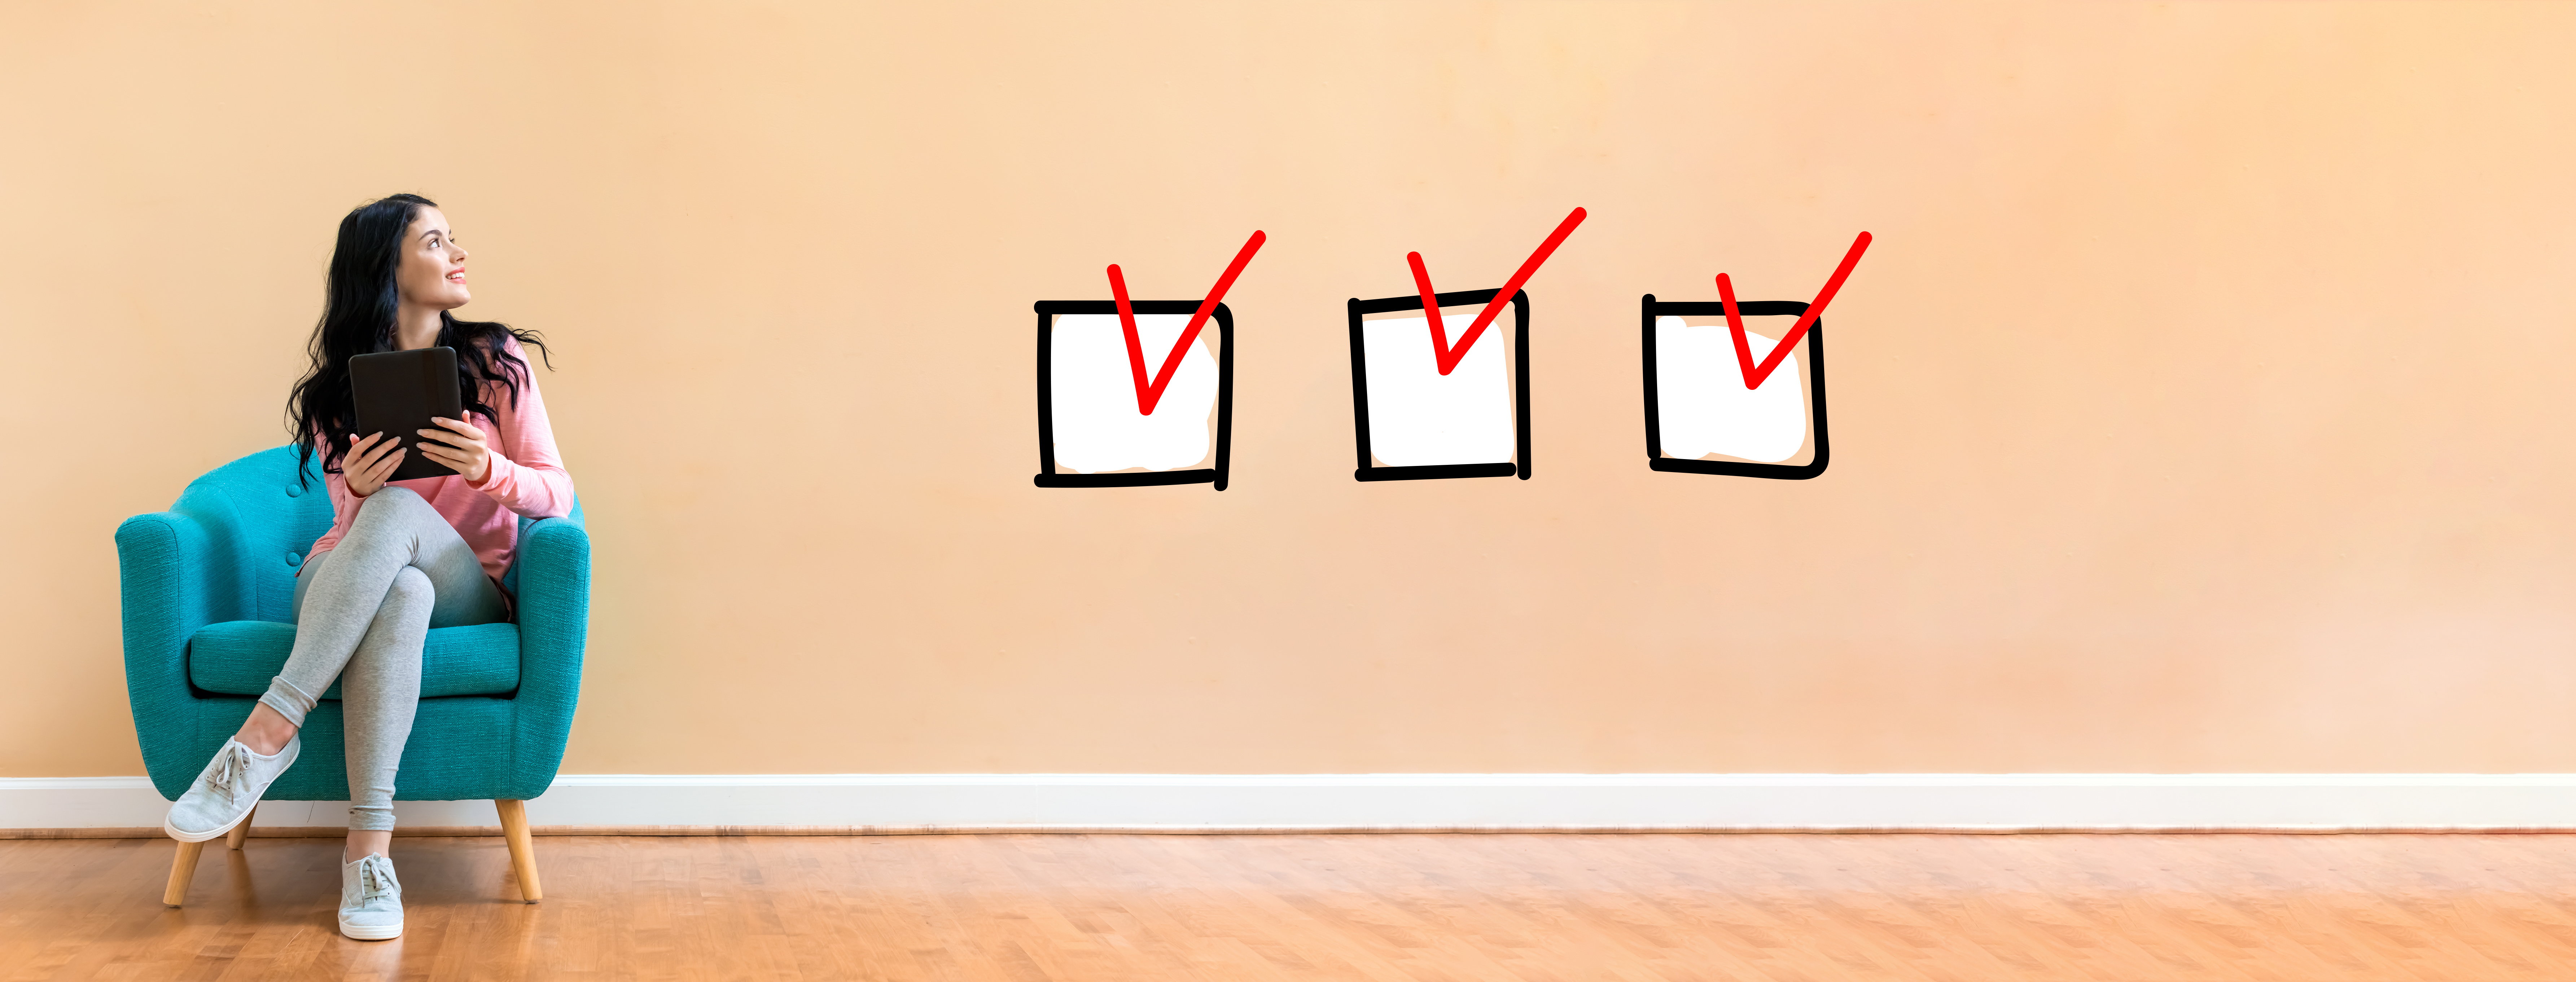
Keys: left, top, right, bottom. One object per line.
{"left": 1361, "top": 313, "right": 1516, "bottom": 467}
{"left": 1048, "top": 313, "right": 1219, "bottom": 473}
{"left": 1654, "top": 314, "right": 1809, "bottom": 464}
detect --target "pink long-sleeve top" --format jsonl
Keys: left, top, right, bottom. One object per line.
{"left": 306, "top": 338, "right": 575, "bottom": 585}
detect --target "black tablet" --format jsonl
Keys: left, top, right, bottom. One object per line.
{"left": 349, "top": 347, "right": 465, "bottom": 482}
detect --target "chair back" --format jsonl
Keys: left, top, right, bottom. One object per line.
{"left": 168, "top": 445, "right": 565, "bottom": 617}
{"left": 170, "top": 446, "right": 337, "bottom": 624}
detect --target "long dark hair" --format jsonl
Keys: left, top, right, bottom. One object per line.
{"left": 287, "top": 193, "right": 551, "bottom": 485}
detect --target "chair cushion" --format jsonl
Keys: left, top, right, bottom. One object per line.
{"left": 187, "top": 621, "right": 521, "bottom": 699}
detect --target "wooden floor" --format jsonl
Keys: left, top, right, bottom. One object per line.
{"left": 5, "top": 833, "right": 2576, "bottom": 980}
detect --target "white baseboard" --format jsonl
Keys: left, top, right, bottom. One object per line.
{"left": 10, "top": 774, "right": 2576, "bottom": 832}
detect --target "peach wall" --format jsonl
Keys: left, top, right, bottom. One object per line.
{"left": 5, "top": 1, "right": 2573, "bottom": 777}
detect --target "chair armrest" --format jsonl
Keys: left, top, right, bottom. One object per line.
{"left": 506, "top": 512, "right": 590, "bottom": 796}
{"left": 116, "top": 511, "right": 220, "bottom": 799}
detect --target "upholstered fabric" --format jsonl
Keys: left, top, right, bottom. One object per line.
{"left": 118, "top": 445, "right": 588, "bottom": 803}
{"left": 188, "top": 621, "right": 523, "bottom": 699}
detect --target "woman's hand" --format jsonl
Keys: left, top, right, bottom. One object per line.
{"left": 417, "top": 417, "right": 493, "bottom": 483}
{"left": 342, "top": 432, "right": 406, "bottom": 497}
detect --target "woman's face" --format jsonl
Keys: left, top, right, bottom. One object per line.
{"left": 395, "top": 207, "right": 471, "bottom": 311}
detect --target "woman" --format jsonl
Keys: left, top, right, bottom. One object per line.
{"left": 160, "top": 193, "right": 574, "bottom": 941}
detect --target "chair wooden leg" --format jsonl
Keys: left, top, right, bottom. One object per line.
{"left": 495, "top": 799, "right": 542, "bottom": 903}
{"left": 164, "top": 840, "right": 206, "bottom": 907}
{"left": 225, "top": 805, "right": 256, "bottom": 850}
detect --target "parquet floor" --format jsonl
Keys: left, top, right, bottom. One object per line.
{"left": 4, "top": 833, "right": 2576, "bottom": 980}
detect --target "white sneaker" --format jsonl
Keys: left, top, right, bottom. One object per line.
{"left": 339, "top": 853, "right": 404, "bottom": 940}
{"left": 162, "top": 737, "right": 298, "bottom": 842}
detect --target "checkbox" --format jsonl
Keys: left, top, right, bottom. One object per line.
{"left": 1346, "top": 288, "right": 1531, "bottom": 481}
{"left": 1033, "top": 300, "right": 1234, "bottom": 489}
{"left": 1641, "top": 296, "right": 1829, "bottom": 479}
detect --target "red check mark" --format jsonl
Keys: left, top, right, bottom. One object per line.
{"left": 1406, "top": 207, "right": 1587, "bottom": 376}
{"left": 1106, "top": 230, "right": 1266, "bottom": 415}
{"left": 1717, "top": 231, "right": 1872, "bottom": 390}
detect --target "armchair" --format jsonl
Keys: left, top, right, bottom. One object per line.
{"left": 115, "top": 445, "right": 588, "bottom": 906}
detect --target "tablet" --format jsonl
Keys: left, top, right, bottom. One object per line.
{"left": 349, "top": 346, "right": 465, "bottom": 482}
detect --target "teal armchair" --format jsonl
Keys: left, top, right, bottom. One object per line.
{"left": 116, "top": 445, "right": 588, "bottom": 906}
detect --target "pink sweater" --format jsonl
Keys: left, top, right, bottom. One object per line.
{"left": 307, "top": 338, "right": 576, "bottom": 584}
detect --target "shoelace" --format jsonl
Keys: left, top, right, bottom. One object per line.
{"left": 207, "top": 743, "right": 249, "bottom": 796}
{"left": 358, "top": 857, "right": 399, "bottom": 904}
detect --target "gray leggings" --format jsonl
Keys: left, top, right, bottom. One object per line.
{"left": 264, "top": 486, "right": 508, "bottom": 831}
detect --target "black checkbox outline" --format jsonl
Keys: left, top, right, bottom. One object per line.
{"left": 1345, "top": 288, "right": 1532, "bottom": 483}
{"left": 1640, "top": 295, "right": 1830, "bottom": 480}
{"left": 1033, "top": 300, "right": 1233, "bottom": 491}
